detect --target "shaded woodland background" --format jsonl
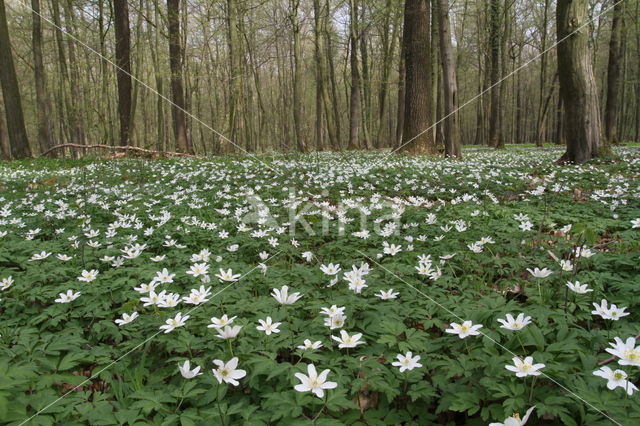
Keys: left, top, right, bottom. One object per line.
{"left": 0, "top": 0, "right": 639, "bottom": 158}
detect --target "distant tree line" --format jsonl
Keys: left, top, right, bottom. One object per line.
{"left": 0, "top": 0, "right": 638, "bottom": 163}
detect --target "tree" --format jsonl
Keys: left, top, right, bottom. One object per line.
{"left": 437, "top": 0, "right": 461, "bottom": 158}
{"left": 556, "top": 0, "right": 602, "bottom": 163}
{"left": 167, "top": 0, "right": 190, "bottom": 153}
{"left": 347, "top": 0, "right": 362, "bottom": 150}
{"left": 290, "top": 0, "right": 307, "bottom": 152}
{"left": 0, "top": 0, "right": 31, "bottom": 158}
{"left": 32, "top": 0, "right": 56, "bottom": 154}
{"left": 604, "top": 0, "right": 625, "bottom": 144}
{"left": 488, "top": 0, "right": 502, "bottom": 148}
{"left": 114, "top": 0, "right": 132, "bottom": 146}
{"left": 399, "top": 0, "right": 435, "bottom": 155}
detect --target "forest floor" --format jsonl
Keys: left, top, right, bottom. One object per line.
{"left": 0, "top": 148, "right": 639, "bottom": 425}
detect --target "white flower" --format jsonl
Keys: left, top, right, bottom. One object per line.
{"left": 215, "top": 325, "right": 242, "bottom": 339}
{"left": 593, "top": 366, "right": 637, "bottom": 395}
{"left": 153, "top": 268, "right": 175, "bottom": 284}
{"left": 1, "top": 276, "right": 14, "bottom": 291}
{"left": 301, "top": 251, "right": 314, "bottom": 262}
{"left": 591, "top": 299, "right": 630, "bottom": 321}
{"left": 178, "top": 360, "right": 202, "bottom": 379}
{"left": 497, "top": 313, "right": 532, "bottom": 331}
{"left": 187, "top": 262, "right": 209, "bottom": 278}
{"left": 29, "top": 251, "right": 51, "bottom": 261}
{"left": 115, "top": 312, "right": 139, "bottom": 326}
{"left": 297, "top": 339, "right": 323, "bottom": 350}
{"left": 526, "top": 267, "right": 553, "bottom": 278}
{"left": 331, "top": 330, "right": 365, "bottom": 348}
{"left": 631, "top": 218, "right": 640, "bottom": 228}
{"left": 320, "top": 305, "right": 346, "bottom": 317}
{"left": 445, "top": 320, "right": 483, "bottom": 338}
{"left": 182, "top": 285, "right": 212, "bottom": 305}
{"left": 505, "top": 356, "right": 545, "bottom": 377}
{"left": 323, "top": 313, "right": 346, "bottom": 330}
{"left": 382, "top": 241, "right": 402, "bottom": 256}
{"left": 605, "top": 337, "right": 640, "bottom": 367}
{"left": 392, "top": 352, "right": 422, "bottom": 372}
{"left": 55, "top": 254, "right": 73, "bottom": 261}
{"left": 375, "top": 289, "right": 399, "bottom": 300}
{"left": 256, "top": 317, "right": 282, "bottom": 335}
{"left": 208, "top": 314, "right": 237, "bottom": 329}
{"left": 565, "top": 281, "right": 592, "bottom": 294}
{"left": 159, "top": 312, "right": 189, "bottom": 333}
{"left": 134, "top": 281, "right": 158, "bottom": 294}
{"left": 77, "top": 269, "right": 99, "bottom": 282}
{"left": 212, "top": 357, "right": 246, "bottom": 386}
{"left": 215, "top": 268, "right": 241, "bottom": 282}
{"left": 489, "top": 406, "right": 536, "bottom": 426}
{"left": 559, "top": 260, "right": 573, "bottom": 272}
{"left": 519, "top": 221, "right": 534, "bottom": 231}
{"left": 271, "top": 285, "right": 302, "bottom": 305}
{"left": 319, "top": 263, "right": 341, "bottom": 275}
{"left": 55, "top": 289, "right": 81, "bottom": 303}
{"left": 140, "top": 290, "right": 166, "bottom": 306}
{"left": 157, "top": 292, "right": 180, "bottom": 308}
{"left": 294, "top": 364, "right": 337, "bottom": 398}
{"left": 150, "top": 255, "right": 166, "bottom": 262}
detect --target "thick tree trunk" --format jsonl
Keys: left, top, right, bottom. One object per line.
{"left": 32, "top": 0, "right": 56, "bottom": 155}
{"left": 114, "top": 0, "right": 132, "bottom": 147}
{"left": 400, "top": 0, "right": 435, "bottom": 155}
{"left": 556, "top": 0, "right": 602, "bottom": 164}
{"left": 604, "top": 0, "right": 624, "bottom": 144}
{"left": 0, "top": 0, "right": 31, "bottom": 158}
{"left": 0, "top": 100, "right": 11, "bottom": 160}
{"left": 438, "top": 0, "right": 461, "bottom": 158}
{"left": 168, "top": 0, "right": 189, "bottom": 153}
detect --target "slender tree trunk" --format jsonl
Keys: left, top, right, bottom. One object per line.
{"left": 438, "top": 0, "right": 461, "bottom": 158}
{"left": 395, "top": 33, "right": 405, "bottom": 147}
{"left": 488, "top": 0, "right": 502, "bottom": 148}
{"left": 0, "top": 0, "right": 31, "bottom": 158}
{"left": 376, "top": 0, "right": 399, "bottom": 148}
{"left": 168, "top": 0, "right": 189, "bottom": 153}
{"left": 604, "top": 0, "right": 625, "bottom": 144}
{"left": 556, "top": 0, "right": 602, "bottom": 163}
{"left": 347, "top": 0, "right": 361, "bottom": 150}
{"left": 400, "top": 0, "right": 435, "bottom": 155}
{"left": 114, "top": 0, "right": 132, "bottom": 146}
{"left": 290, "top": 0, "right": 307, "bottom": 152}
{"left": 535, "top": 0, "right": 550, "bottom": 147}
{"left": 63, "top": 0, "right": 86, "bottom": 147}
{"left": 32, "top": 0, "right": 56, "bottom": 155}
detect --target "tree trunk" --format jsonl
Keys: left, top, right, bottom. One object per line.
{"left": 395, "top": 33, "right": 405, "bottom": 147}
{"left": 399, "top": 0, "right": 435, "bottom": 155}
{"left": 556, "top": 0, "right": 602, "bottom": 164}
{"left": 0, "top": 100, "right": 11, "bottom": 160}
{"left": 604, "top": 0, "right": 624, "bottom": 144}
{"left": 438, "top": 0, "right": 461, "bottom": 158}
{"left": 347, "top": 0, "right": 361, "bottom": 150}
{"left": 114, "top": 0, "right": 132, "bottom": 147}
{"left": 168, "top": 0, "right": 189, "bottom": 153}
{"left": 290, "top": 0, "right": 307, "bottom": 152}
{"left": 488, "top": 0, "right": 502, "bottom": 148}
{"left": 32, "top": 0, "right": 56, "bottom": 155}
{"left": 0, "top": 0, "right": 31, "bottom": 158}
{"left": 535, "top": 0, "right": 550, "bottom": 147}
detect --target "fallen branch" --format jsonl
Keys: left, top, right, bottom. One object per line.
{"left": 40, "top": 143, "right": 200, "bottom": 159}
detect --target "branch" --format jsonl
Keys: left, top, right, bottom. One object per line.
{"left": 40, "top": 144, "right": 199, "bottom": 159}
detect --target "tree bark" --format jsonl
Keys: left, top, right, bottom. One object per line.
{"left": 114, "top": 0, "right": 132, "bottom": 147}
{"left": 438, "top": 0, "right": 461, "bottom": 158}
{"left": 604, "top": 0, "right": 624, "bottom": 144}
{"left": 290, "top": 0, "right": 307, "bottom": 152}
{"left": 168, "top": 0, "right": 189, "bottom": 153}
{"left": 399, "top": 0, "right": 435, "bottom": 155}
{"left": 0, "top": 0, "right": 31, "bottom": 158}
{"left": 347, "top": 0, "right": 361, "bottom": 150}
{"left": 488, "top": 0, "right": 502, "bottom": 148}
{"left": 32, "top": 0, "right": 56, "bottom": 155}
{"left": 556, "top": 0, "right": 602, "bottom": 163}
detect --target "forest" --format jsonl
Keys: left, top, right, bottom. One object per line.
{"left": 0, "top": 0, "right": 639, "bottom": 160}
{"left": 1, "top": 1, "right": 640, "bottom": 426}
